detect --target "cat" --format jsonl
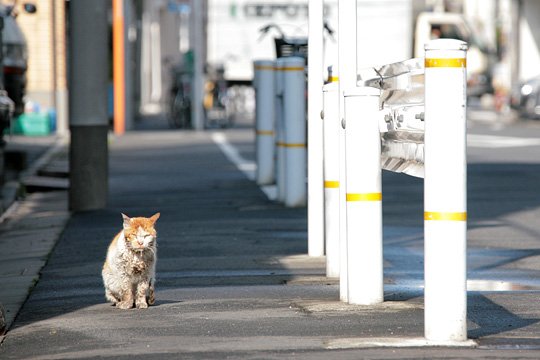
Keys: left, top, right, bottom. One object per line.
{"left": 102, "top": 212, "right": 160, "bottom": 309}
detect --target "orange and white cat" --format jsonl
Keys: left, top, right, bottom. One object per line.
{"left": 102, "top": 213, "right": 160, "bottom": 309}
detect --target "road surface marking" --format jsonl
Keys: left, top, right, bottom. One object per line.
{"left": 211, "top": 132, "right": 276, "bottom": 200}
{"left": 468, "top": 134, "right": 540, "bottom": 148}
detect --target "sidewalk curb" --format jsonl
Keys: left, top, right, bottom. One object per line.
{"left": 1, "top": 135, "right": 68, "bottom": 215}
{"left": 0, "top": 136, "right": 71, "bottom": 343}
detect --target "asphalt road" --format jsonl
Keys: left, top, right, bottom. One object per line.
{"left": 1, "top": 114, "right": 540, "bottom": 359}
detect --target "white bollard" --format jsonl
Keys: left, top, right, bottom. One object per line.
{"left": 424, "top": 39, "right": 468, "bottom": 342}
{"left": 282, "top": 57, "right": 307, "bottom": 208}
{"left": 275, "top": 58, "right": 286, "bottom": 203}
{"left": 337, "top": 0, "right": 356, "bottom": 303}
{"left": 323, "top": 81, "right": 340, "bottom": 278}
{"left": 307, "top": 0, "right": 325, "bottom": 257}
{"left": 253, "top": 60, "right": 276, "bottom": 185}
{"left": 344, "top": 87, "right": 384, "bottom": 305}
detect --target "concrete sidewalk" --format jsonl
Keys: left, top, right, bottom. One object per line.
{"left": 0, "top": 134, "right": 69, "bottom": 336}
{"left": 0, "top": 124, "right": 540, "bottom": 358}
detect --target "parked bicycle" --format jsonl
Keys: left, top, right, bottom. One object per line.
{"left": 203, "top": 64, "right": 232, "bottom": 128}
{"left": 258, "top": 23, "right": 308, "bottom": 62}
{"left": 168, "top": 67, "right": 191, "bottom": 129}
{"left": 258, "top": 22, "right": 334, "bottom": 64}
{"left": 168, "top": 52, "right": 193, "bottom": 129}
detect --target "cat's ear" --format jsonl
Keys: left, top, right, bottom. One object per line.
{"left": 121, "top": 213, "right": 131, "bottom": 229}
{"left": 149, "top": 212, "right": 160, "bottom": 224}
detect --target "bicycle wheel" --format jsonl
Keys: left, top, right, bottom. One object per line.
{"left": 169, "top": 93, "right": 190, "bottom": 129}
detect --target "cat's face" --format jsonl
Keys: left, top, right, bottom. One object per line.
{"left": 122, "top": 213, "right": 160, "bottom": 251}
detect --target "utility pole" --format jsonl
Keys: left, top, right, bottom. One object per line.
{"left": 68, "top": 0, "right": 109, "bottom": 211}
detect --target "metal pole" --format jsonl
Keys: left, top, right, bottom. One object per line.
{"left": 282, "top": 57, "right": 306, "bottom": 208}
{"left": 191, "top": 0, "right": 205, "bottom": 130}
{"left": 124, "top": 0, "right": 133, "bottom": 131}
{"left": 323, "top": 82, "right": 340, "bottom": 277}
{"left": 307, "top": 0, "right": 325, "bottom": 256}
{"left": 344, "top": 87, "right": 383, "bottom": 305}
{"left": 68, "top": 0, "right": 109, "bottom": 211}
{"left": 113, "top": 0, "right": 126, "bottom": 135}
{"left": 337, "top": 0, "right": 357, "bottom": 302}
{"left": 0, "top": 17, "right": 4, "bottom": 187}
{"left": 52, "top": 0, "right": 68, "bottom": 136}
{"left": 424, "top": 39, "right": 468, "bottom": 342}
{"left": 510, "top": 0, "right": 521, "bottom": 87}
{"left": 275, "top": 58, "right": 286, "bottom": 203}
{"left": 253, "top": 60, "right": 275, "bottom": 185}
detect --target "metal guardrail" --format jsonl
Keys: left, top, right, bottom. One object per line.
{"left": 357, "top": 58, "right": 426, "bottom": 177}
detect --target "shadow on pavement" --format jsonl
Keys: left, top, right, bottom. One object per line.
{"left": 468, "top": 293, "right": 539, "bottom": 339}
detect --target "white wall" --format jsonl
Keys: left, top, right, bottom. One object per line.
{"left": 139, "top": 0, "right": 183, "bottom": 114}
{"left": 207, "top": 0, "right": 339, "bottom": 81}
{"left": 356, "top": 0, "right": 413, "bottom": 69}
{"left": 520, "top": 0, "right": 540, "bottom": 81}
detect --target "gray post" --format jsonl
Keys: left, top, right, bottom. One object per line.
{"left": 510, "top": 0, "right": 521, "bottom": 88}
{"left": 68, "top": 0, "right": 109, "bottom": 211}
{"left": 124, "top": 0, "right": 134, "bottom": 131}
{"left": 191, "top": 0, "right": 205, "bottom": 130}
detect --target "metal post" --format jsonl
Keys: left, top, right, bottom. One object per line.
{"left": 52, "top": 0, "right": 68, "bottom": 136}
{"left": 307, "top": 0, "right": 325, "bottom": 256}
{"left": 0, "top": 17, "right": 4, "bottom": 188}
{"left": 344, "top": 87, "right": 383, "bottom": 305}
{"left": 424, "top": 39, "right": 468, "bottom": 342}
{"left": 282, "top": 57, "right": 306, "bottom": 208}
{"left": 253, "top": 60, "right": 275, "bottom": 185}
{"left": 510, "top": 0, "right": 521, "bottom": 89}
{"left": 337, "top": 0, "right": 357, "bottom": 302}
{"left": 124, "top": 0, "right": 133, "bottom": 131}
{"left": 323, "top": 82, "right": 340, "bottom": 277}
{"left": 191, "top": 0, "right": 205, "bottom": 130}
{"left": 113, "top": 0, "right": 126, "bottom": 135}
{"left": 68, "top": 0, "right": 109, "bottom": 211}
{"left": 275, "top": 58, "right": 286, "bottom": 203}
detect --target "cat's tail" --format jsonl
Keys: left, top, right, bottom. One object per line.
{"left": 147, "top": 278, "right": 155, "bottom": 305}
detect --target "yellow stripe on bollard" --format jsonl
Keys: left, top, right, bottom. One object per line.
{"left": 329, "top": 76, "right": 339, "bottom": 82}
{"left": 324, "top": 181, "right": 340, "bottom": 188}
{"left": 256, "top": 130, "right": 274, "bottom": 136}
{"left": 346, "top": 192, "right": 382, "bottom": 201}
{"left": 254, "top": 65, "right": 275, "bottom": 71}
{"left": 277, "top": 142, "right": 305, "bottom": 148}
{"left": 425, "top": 58, "right": 466, "bottom": 68}
{"left": 281, "top": 66, "right": 305, "bottom": 72}
{"left": 424, "top": 211, "right": 467, "bottom": 221}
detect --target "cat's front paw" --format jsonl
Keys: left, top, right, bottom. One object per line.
{"left": 117, "top": 301, "right": 133, "bottom": 310}
{"left": 136, "top": 300, "right": 148, "bottom": 309}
